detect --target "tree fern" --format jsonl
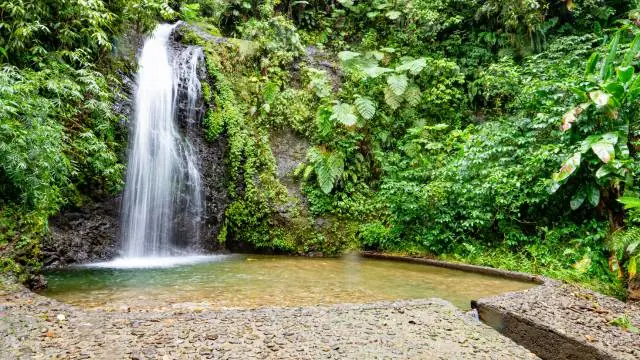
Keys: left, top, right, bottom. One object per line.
{"left": 396, "top": 58, "right": 426, "bottom": 75}
{"left": 387, "top": 74, "right": 408, "bottom": 96}
{"left": 383, "top": 86, "right": 402, "bottom": 110}
{"left": 331, "top": 103, "right": 357, "bottom": 126}
{"left": 354, "top": 96, "right": 376, "bottom": 119}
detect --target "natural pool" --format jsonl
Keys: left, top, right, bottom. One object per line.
{"left": 42, "top": 254, "right": 534, "bottom": 310}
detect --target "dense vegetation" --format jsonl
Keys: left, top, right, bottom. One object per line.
{"left": 3, "top": 0, "right": 640, "bottom": 298}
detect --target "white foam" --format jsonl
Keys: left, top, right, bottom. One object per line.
{"left": 80, "top": 255, "right": 228, "bottom": 269}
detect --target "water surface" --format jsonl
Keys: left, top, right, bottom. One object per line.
{"left": 42, "top": 254, "right": 534, "bottom": 310}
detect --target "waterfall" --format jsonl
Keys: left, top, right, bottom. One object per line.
{"left": 120, "top": 23, "right": 205, "bottom": 258}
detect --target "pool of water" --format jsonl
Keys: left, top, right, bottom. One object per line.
{"left": 41, "top": 254, "right": 534, "bottom": 310}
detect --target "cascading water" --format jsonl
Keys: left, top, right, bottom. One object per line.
{"left": 120, "top": 23, "right": 205, "bottom": 259}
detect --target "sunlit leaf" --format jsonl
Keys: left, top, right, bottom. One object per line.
{"left": 330, "top": 103, "right": 357, "bottom": 126}
{"left": 591, "top": 140, "right": 615, "bottom": 163}
{"left": 589, "top": 90, "right": 610, "bottom": 108}
{"left": 387, "top": 74, "right": 408, "bottom": 96}
{"left": 552, "top": 152, "right": 581, "bottom": 182}
{"left": 354, "top": 96, "right": 376, "bottom": 119}
{"left": 396, "top": 58, "right": 426, "bottom": 75}
{"left": 338, "top": 51, "right": 361, "bottom": 62}
{"left": 616, "top": 66, "right": 634, "bottom": 83}
{"left": 385, "top": 11, "right": 401, "bottom": 20}
{"left": 383, "top": 86, "right": 402, "bottom": 110}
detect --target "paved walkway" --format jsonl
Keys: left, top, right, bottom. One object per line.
{"left": 0, "top": 283, "right": 538, "bottom": 359}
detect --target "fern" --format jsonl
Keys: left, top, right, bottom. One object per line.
{"left": 387, "top": 74, "right": 408, "bottom": 96}
{"left": 331, "top": 103, "right": 358, "bottom": 126}
{"left": 383, "top": 86, "right": 402, "bottom": 110}
{"left": 404, "top": 84, "right": 422, "bottom": 106}
{"left": 354, "top": 96, "right": 376, "bottom": 119}
{"left": 396, "top": 58, "right": 426, "bottom": 75}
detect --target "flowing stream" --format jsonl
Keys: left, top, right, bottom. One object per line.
{"left": 120, "top": 23, "right": 204, "bottom": 258}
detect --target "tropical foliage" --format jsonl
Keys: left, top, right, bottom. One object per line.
{"left": 6, "top": 0, "right": 640, "bottom": 299}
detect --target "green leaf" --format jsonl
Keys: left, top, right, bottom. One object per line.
{"left": 387, "top": 74, "right": 408, "bottom": 96}
{"left": 601, "top": 31, "right": 620, "bottom": 81}
{"left": 385, "top": 10, "right": 401, "bottom": 20}
{"left": 616, "top": 66, "right": 634, "bottom": 84}
{"left": 573, "top": 255, "right": 592, "bottom": 273}
{"left": 303, "top": 165, "right": 313, "bottom": 180}
{"left": 404, "top": 84, "right": 422, "bottom": 106}
{"left": 623, "top": 33, "right": 640, "bottom": 67}
{"left": 618, "top": 196, "right": 640, "bottom": 209}
{"left": 327, "top": 152, "right": 344, "bottom": 179}
{"left": 602, "top": 132, "right": 619, "bottom": 145}
{"left": 587, "top": 186, "right": 600, "bottom": 207}
{"left": 338, "top": 51, "right": 361, "bottom": 62}
{"left": 361, "top": 65, "right": 392, "bottom": 78}
{"left": 383, "top": 86, "right": 402, "bottom": 110}
{"left": 570, "top": 190, "right": 586, "bottom": 210}
{"left": 596, "top": 165, "right": 612, "bottom": 179}
{"left": 589, "top": 90, "right": 610, "bottom": 108}
{"left": 604, "top": 82, "right": 624, "bottom": 100}
{"left": 629, "top": 255, "right": 638, "bottom": 279}
{"left": 585, "top": 52, "right": 600, "bottom": 76}
{"left": 396, "top": 58, "right": 427, "bottom": 75}
{"left": 552, "top": 152, "right": 581, "bottom": 182}
{"left": 591, "top": 140, "right": 615, "bottom": 163}
{"left": 354, "top": 96, "right": 376, "bottom": 119}
{"left": 317, "top": 163, "right": 334, "bottom": 194}
{"left": 337, "top": 0, "right": 354, "bottom": 7}
{"left": 330, "top": 103, "right": 357, "bottom": 126}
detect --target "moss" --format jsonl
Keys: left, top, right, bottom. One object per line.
{"left": 187, "top": 24, "right": 352, "bottom": 257}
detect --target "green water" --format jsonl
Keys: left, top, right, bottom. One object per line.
{"left": 42, "top": 254, "right": 534, "bottom": 310}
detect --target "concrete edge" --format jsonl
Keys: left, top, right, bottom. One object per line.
{"left": 360, "top": 252, "right": 548, "bottom": 285}
{"left": 473, "top": 301, "right": 617, "bottom": 360}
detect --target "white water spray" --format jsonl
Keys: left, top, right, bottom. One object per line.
{"left": 120, "top": 24, "right": 204, "bottom": 258}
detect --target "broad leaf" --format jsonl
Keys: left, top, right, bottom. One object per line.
{"left": 383, "top": 86, "right": 402, "bottom": 110}
{"left": 361, "top": 65, "right": 392, "bottom": 78}
{"left": 616, "top": 66, "right": 634, "bottom": 83}
{"left": 618, "top": 196, "right": 640, "bottom": 209}
{"left": 570, "top": 190, "right": 586, "bottom": 210}
{"left": 601, "top": 31, "right": 620, "bottom": 81}
{"left": 385, "top": 10, "right": 401, "bottom": 20}
{"left": 585, "top": 52, "right": 600, "bottom": 76}
{"left": 330, "top": 103, "right": 357, "bottom": 126}
{"left": 396, "top": 58, "right": 426, "bottom": 75}
{"left": 629, "top": 255, "right": 638, "bottom": 279}
{"left": 604, "top": 82, "right": 624, "bottom": 101}
{"left": 589, "top": 90, "right": 610, "bottom": 108}
{"left": 327, "top": 152, "right": 344, "bottom": 179}
{"left": 591, "top": 140, "right": 615, "bottom": 163}
{"left": 596, "top": 165, "right": 612, "bottom": 179}
{"left": 354, "top": 96, "right": 376, "bottom": 119}
{"left": 338, "top": 51, "right": 361, "bottom": 62}
{"left": 552, "top": 152, "right": 581, "bottom": 182}
{"left": 404, "top": 84, "right": 422, "bottom": 106}
{"left": 623, "top": 33, "right": 640, "bottom": 67}
{"left": 387, "top": 74, "right": 408, "bottom": 96}
{"left": 317, "top": 163, "right": 334, "bottom": 194}
{"left": 587, "top": 186, "right": 600, "bottom": 207}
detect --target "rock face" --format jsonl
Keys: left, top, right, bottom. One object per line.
{"left": 42, "top": 27, "right": 229, "bottom": 266}
{"left": 172, "top": 36, "right": 229, "bottom": 251}
{"left": 43, "top": 198, "right": 122, "bottom": 267}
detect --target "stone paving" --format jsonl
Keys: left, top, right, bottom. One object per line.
{"left": 1, "top": 282, "right": 538, "bottom": 359}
